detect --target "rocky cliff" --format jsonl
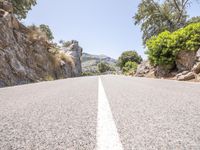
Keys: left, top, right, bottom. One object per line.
{"left": 0, "top": 3, "right": 82, "bottom": 87}
{"left": 135, "top": 49, "right": 200, "bottom": 82}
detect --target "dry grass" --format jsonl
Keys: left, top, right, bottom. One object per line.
{"left": 27, "top": 26, "right": 48, "bottom": 42}
{"left": 59, "top": 52, "right": 75, "bottom": 68}
{"left": 44, "top": 75, "right": 54, "bottom": 81}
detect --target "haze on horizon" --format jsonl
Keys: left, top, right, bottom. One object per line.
{"left": 23, "top": 0, "right": 200, "bottom": 59}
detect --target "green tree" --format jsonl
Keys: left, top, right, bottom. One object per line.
{"left": 146, "top": 23, "right": 200, "bottom": 68}
{"left": 97, "top": 62, "right": 112, "bottom": 73}
{"left": 122, "top": 61, "right": 138, "bottom": 74}
{"left": 134, "top": 0, "right": 192, "bottom": 44}
{"left": 186, "top": 16, "right": 200, "bottom": 25}
{"left": 118, "top": 51, "right": 142, "bottom": 69}
{"left": 10, "top": 0, "right": 37, "bottom": 19}
{"left": 39, "top": 24, "right": 54, "bottom": 41}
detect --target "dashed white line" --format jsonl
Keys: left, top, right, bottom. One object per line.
{"left": 96, "top": 77, "right": 124, "bottom": 150}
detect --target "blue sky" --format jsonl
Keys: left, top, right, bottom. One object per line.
{"left": 23, "top": 0, "right": 200, "bottom": 59}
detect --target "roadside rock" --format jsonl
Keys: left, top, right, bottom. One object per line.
{"left": 0, "top": 5, "right": 82, "bottom": 87}
{"left": 175, "top": 50, "right": 196, "bottom": 71}
{"left": 63, "top": 40, "right": 82, "bottom": 77}
{"left": 176, "top": 71, "right": 195, "bottom": 81}
{"left": 192, "top": 62, "right": 200, "bottom": 74}
{"left": 135, "top": 61, "right": 155, "bottom": 77}
{"left": 0, "top": 1, "right": 13, "bottom": 13}
{"left": 196, "top": 48, "right": 200, "bottom": 62}
{"left": 155, "top": 65, "right": 171, "bottom": 78}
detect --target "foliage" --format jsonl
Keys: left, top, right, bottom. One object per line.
{"left": 118, "top": 50, "right": 142, "bottom": 69}
{"left": 122, "top": 61, "right": 138, "bottom": 75}
{"left": 44, "top": 75, "right": 54, "bottom": 81}
{"left": 134, "top": 0, "right": 192, "bottom": 44}
{"left": 146, "top": 23, "right": 200, "bottom": 67}
{"left": 186, "top": 16, "right": 200, "bottom": 25}
{"left": 10, "top": 0, "right": 37, "bottom": 19}
{"left": 27, "top": 24, "right": 54, "bottom": 41}
{"left": 82, "top": 72, "right": 96, "bottom": 76}
{"left": 97, "top": 62, "right": 112, "bottom": 73}
{"left": 59, "top": 40, "right": 71, "bottom": 47}
{"left": 39, "top": 24, "right": 54, "bottom": 41}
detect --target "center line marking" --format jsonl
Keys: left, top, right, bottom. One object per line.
{"left": 96, "top": 77, "right": 124, "bottom": 150}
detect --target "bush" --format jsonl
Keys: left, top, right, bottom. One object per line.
{"left": 97, "top": 62, "right": 112, "bottom": 73}
{"left": 118, "top": 50, "right": 142, "bottom": 69}
{"left": 122, "top": 61, "right": 138, "bottom": 75}
{"left": 146, "top": 23, "right": 200, "bottom": 68}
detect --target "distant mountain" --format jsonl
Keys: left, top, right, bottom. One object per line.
{"left": 81, "top": 53, "right": 118, "bottom": 73}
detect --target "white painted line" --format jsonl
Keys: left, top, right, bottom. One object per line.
{"left": 96, "top": 77, "right": 124, "bottom": 150}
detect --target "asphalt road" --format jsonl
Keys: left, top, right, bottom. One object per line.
{"left": 0, "top": 75, "right": 200, "bottom": 150}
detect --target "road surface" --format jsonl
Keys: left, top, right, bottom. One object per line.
{"left": 0, "top": 75, "right": 200, "bottom": 150}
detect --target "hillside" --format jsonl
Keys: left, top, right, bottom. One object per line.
{"left": 81, "top": 53, "right": 118, "bottom": 73}
{"left": 0, "top": 2, "right": 82, "bottom": 87}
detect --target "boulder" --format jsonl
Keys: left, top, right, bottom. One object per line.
{"left": 135, "top": 61, "right": 154, "bottom": 77}
{"left": 155, "top": 65, "right": 171, "bottom": 78}
{"left": 192, "top": 62, "right": 200, "bottom": 74}
{"left": 176, "top": 71, "right": 195, "bottom": 81}
{"left": 175, "top": 50, "right": 196, "bottom": 71}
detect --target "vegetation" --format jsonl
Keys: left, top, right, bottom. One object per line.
{"left": 97, "top": 62, "right": 114, "bottom": 73}
{"left": 122, "top": 61, "right": 138, "bottom": 75}
{"left": 186, "top": 16, "right": 200, "bottom": 25}
{"left": 27, "top": 24, "right": 54, "bottom": 42}
{"left": 9, "top": 0, "right": 37, "bottom": 19}
{"left": 146, "top": 23, "right": 200, "bottom": 68}
{"left": 39, "top": 24, "right": 54, "bottom": 41}
{"left": 118, "top": 50, "right": 142, "bottom": 69}
{"left": 134, "top": 0, "right": 194, "bottom": 44}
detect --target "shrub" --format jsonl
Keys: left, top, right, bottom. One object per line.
{"left": 122, "top": 61, "right": 138, "bottom": 75}
{"left": 146, "top": 23, "right": 200, "bottom": 68}
{"left": 97, "top": 62, "right": 112, "bottom": 73}
{"left": 118, "top": 50, "right": 142, "bottom": 69}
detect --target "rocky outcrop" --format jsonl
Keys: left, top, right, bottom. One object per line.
{"left": 135, "top": 61, "right": 155, "bottom": 77}
{"left": 174, "top": 49, "right": 200, "bottom": 81}
{"left": 63, "top": 40, "right": 82, "bottom": 77}
{"left": 175, "top": 50, "right": 196, "bottom": 71}
{"left": 176, "top": 71, "right": 195, "bottom": 81}
{"left": 135, "top": 48, "right": 200, "bottom": 82}
{"left": 0, "top": 4, "right": 82, "bottom": 87}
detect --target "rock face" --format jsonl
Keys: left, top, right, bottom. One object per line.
{"left": 63, "top": 40, "right": 82, "bottom": 77}
{"left": 176, "top": 71, "right": 195, "bottom": 81}
{"left": 0, "top": 5, "right": 82, "bottom": 87}
{"left": 135, "top": 61, "right": 155, "bottom": 77}
{"left": 175, "top": 50, "right": 196, "bottom": 71}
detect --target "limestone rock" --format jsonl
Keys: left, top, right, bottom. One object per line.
{"left": 196, "top": 48, "right": 200, "bottom": 62}
{"left": 0, "top": 1, "right": 13, "bottom": 13}
{"left": 155, "top": 65, "right": 171, "bottom": 78}
{"left": 135, "top": 61, "right": 154, "bottom": 77}
{"left": 63, "top": 40, "right": 82, "bottom": 77}
{"left": 192, "top": 62, "right": 200, "bottom": 74}
{"left": 176, "top": 71, "right": 195, "bottom": 81}
{"left": 175, "top": 50, "right": 196, "bottom": 71}
{"left": 0, "top": 13, "right": 82, "bottom": 87}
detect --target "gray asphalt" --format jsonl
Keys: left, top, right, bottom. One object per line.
{"left": 101, "top": 75, "right": 200, "bottom": 150}
{"left": 0, "top": 75, "right": 200, "bottom": 150}
{"left": 0, "top": 77, "right": 98, "bottom": 150}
